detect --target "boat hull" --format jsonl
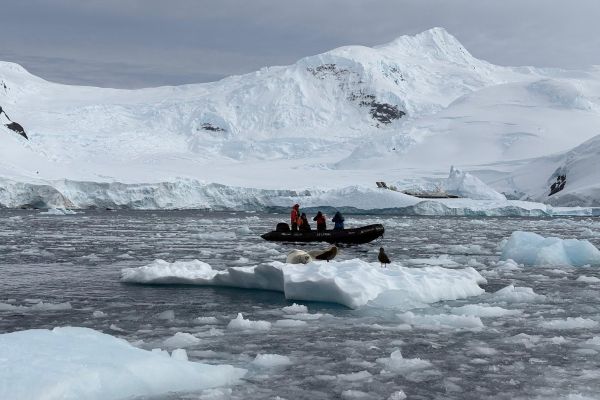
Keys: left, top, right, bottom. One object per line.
{"left": 261, "top": 224, "right": 384, "bottom": 245}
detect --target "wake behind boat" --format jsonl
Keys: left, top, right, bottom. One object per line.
{"left": 261, "top": 223, "right": 384, "bottom": 245}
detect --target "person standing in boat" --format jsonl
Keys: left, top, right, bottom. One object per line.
{"left": 332, "top": 211, "right": 344, "bottom": 230}
{"left": 313, "top": 211, "right": 327, "bottom": 231}
{"left": 290, "top": 204, "right": 300, "bottom": 231}
{"left": 299, "top": 213, "right": 311, "bottom": 231}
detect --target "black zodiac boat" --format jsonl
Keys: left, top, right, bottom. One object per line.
{"left": 261, "top": 223, "right": 384, "bottom": 245}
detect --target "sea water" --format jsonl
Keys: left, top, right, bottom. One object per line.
{"left": 2, "top": 210, "right": 600, "bottom": 399}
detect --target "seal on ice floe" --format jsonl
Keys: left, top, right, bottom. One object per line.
{"left": 308, "top": 246, "right": 338, "bottom": 262}
{"left": 286, "top": 249, "right": 312, "bottom": 264}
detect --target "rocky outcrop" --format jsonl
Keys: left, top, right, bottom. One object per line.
{"left": 0, "top": 106, "right": 27, "bottom": 139}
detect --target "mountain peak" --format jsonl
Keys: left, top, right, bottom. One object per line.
{"left": 376, "top": 27, "right": 474, "bottom": 62}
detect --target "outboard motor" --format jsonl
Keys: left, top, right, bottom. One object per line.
{"left": 276, "top": 222, "right": 290, "bottom": 232}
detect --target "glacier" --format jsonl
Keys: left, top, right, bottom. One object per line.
{"left": 1, "top": 28, "right": 600, "bottom": 210}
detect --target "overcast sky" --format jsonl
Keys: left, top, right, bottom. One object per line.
{"left": 2, "top": 0, "right": 600, "bottom": 88}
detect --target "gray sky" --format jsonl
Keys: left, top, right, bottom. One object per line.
{"left": 2, "top": 0, "right": 600, "bottom": 88}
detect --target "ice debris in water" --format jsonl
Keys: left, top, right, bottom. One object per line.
{"left": 282, "top": 303, "right": 308, "bottom": 314}
{"left": 273, "top": 319, "right": 308, "bottom": 328}
{"left": 163, "top": 332, "right": 202, "bottom": 348}
{"left": 0, "top": 327, "right": 245, "bottom": 400}
{"left": 397, "top": 311, "right": 484, "bottom": 330}
{"left": 450, "top": 304, "right": 522, "bottom": 317}
{"left": 376, "top": 349, "right": 433, "bottom": 375}
{"left": 539, "top": 317, "right": 599, "bottom": 330}
{"left": 121, "top": 258, "right": 486, "bottom": 309}
{"left": 489, "top": 285, "right": 547, "bottom": 303}
{"left": 0, "top": 301, "right": 72, "bottom": 312}
{"left": 227, "top": 313, "right": 271, "bottom": 331}
{"left": 251, "top": 354, "right": 292, "bottom": 368}
{"left": 500, "top": 231, "right": 600, "bottom": 267}
{"left": 92, "top": 310, "right": 107, "bottom": 318}
{"left": 39, "top": 208, "right": 78, "bottom": 215}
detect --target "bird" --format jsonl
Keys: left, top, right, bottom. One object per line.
{"left": 378, "top": 247, "right": 391, "bottom": 268}
{"left": 309, "top": 245, "right": 338, "bottom": 262}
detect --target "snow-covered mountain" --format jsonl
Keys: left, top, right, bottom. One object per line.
{"left": 1, "top": 27, "right": 599, "bottom": 210}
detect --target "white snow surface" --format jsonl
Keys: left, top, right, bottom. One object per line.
{"left": 0, "top": 327, "right": 245, "bottom": 400}
{"left": 121, "top": 258, "right": 486, "bottom": 309}
{"left": 2, "top": 28, "right": 600, "bottom": 209}
{"left": 500, "top": 231, "right": 600, "bottom": 267}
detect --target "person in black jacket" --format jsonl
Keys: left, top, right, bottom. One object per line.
{"left": 332, "top": 211, "right": 344, "bottom": 230}
{"left": 313, "top": 211, "right": 326, "bottom": 231}
{"left": 299, "top": 213, "right": 311, "bottom": 231}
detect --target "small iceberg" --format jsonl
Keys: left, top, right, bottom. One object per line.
{"left": 500, "top": 231, "right": 600, "bottom": 267}
{"left": 0, "top": 327, "right": 245, "bottom": 400}
{"left": 121, "top": 259, "right": 486, "bottom": 309}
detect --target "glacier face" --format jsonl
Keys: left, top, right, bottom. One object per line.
{"left": 1, "top": 27, "right": 600, "bottom": 209}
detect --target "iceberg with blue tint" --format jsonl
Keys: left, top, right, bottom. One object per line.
{"left": 500, "top": 231, "right": 600, "bottom": 267}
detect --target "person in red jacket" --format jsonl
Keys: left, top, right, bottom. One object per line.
{"left": 313, "top": 211, "right": 326, "bottom": 231}
{"left": 290, "top": 204, "right": 300, "bottom": 231}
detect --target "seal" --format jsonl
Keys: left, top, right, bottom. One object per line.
{"left": 286, "top": 249, "right": 312, "bottom": 264}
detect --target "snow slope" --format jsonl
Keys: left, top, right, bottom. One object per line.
{"left": 481, "top": 134, "right": 600, "bottom": 206}
{"left": 1, "top": 28, "right": 600, "bottom": 209}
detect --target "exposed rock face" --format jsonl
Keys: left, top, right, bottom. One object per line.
{"left": 549, "top": 174, "right": 566, "bottom": 196}
{"left": 0, "top": 106, "right": 27, "bottom": 139}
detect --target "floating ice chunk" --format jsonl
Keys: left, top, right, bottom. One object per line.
{"left": 500, "top": 231, "right": 600, "bottom": 267}
{"left": 282, "top": 312, "right": 325, "bottom": 321}
{"left": 495, "top": 259, "right": 522, "bottom": 270}
{"left": 156, "top": 310, "right": 175, "bottom": 320}
{"left": 490, "top": 285, "right": 546, "bottom": 303}
{"left": 92, "top": 310, "right": 107, "bottom": 318}
{"left": 398, "top": 311, "right": 484, "bottom": 330}
{"left": 196, "top": 316, "right": 220, "bottom": 324}
{"left": 337, "top": 370, "right": 373, "bottom": 381}
{"left": 122, "top": 259, "right": 485, "bottom": 309}
{"left": 227, "top": 313, "right": 271, "bottom": 331}
{"left": 450, "top": 304, "right": 522, "bottom": 317}
{"left": 376, "top": 349, "right": 433, "bottom": 375}
{"left": 164, "top": 332, "right": 201, "bottom": 348}
{"left": 273, "top": 319, "right": 308, "bottom": 328}
{"left": 539, "top": 317, "right": 599, "bottom": 330}
{"left": 0, "top": 327, "right": 245, "bottom": 400}
{"left": 282, "top": 303, "right": 308, "bottom": 314}
{"left": 0, "top": 301, "right": 72, "bottom": 312}
{"left": 576, "top": 275, "right": 600, "bottom": 283}
{"left": 236, "top": 225, "right": 252, "bottom": 234}
{"left": 388, "top": 391, "right": 407, "bottom": 400}
{"left": 196, "top": 232, "right": 236, "bottom": 240}
{"left": 582, "top": 337, "right": 600, "bottom": 349}
{"left": 251, "top": 353, "right": 292, "bottom": 368}
{"left": 342, "top": 390, "right": 371, "bottom": 399}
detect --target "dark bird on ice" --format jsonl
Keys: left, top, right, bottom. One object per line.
{"left": 378, "top": 247, "right": 391, "bottom": 267}
{"left": 309, "top": 245, "right": 338, "bottom": 262}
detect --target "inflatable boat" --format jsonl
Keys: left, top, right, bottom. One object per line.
{"left": 261, "top": 223, "right": 384, "bottom": 245}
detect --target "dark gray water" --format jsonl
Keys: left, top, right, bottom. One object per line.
{"left": 2, "top": 210, "right": 600, "bottom": 399}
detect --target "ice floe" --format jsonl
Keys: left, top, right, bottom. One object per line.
{"left": 251, "top": 354, "right": 292, "bottom": 368}
{"left": 376, "top": 349, "right": 433, "bottom": 376}
{"left": 0, "top": 327, "right": 245, "bottom": 400}
{"left": 227, "top": 313, "right": 271, "bottom": 331}
{"left": 500, "top": 231, "right": 600, "bottom": 267}
{"left": 121, "top": 259, "right": 486, "bottom": 309}
{"left": 0, "top": 301, "right": 72, "bottom": 312}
